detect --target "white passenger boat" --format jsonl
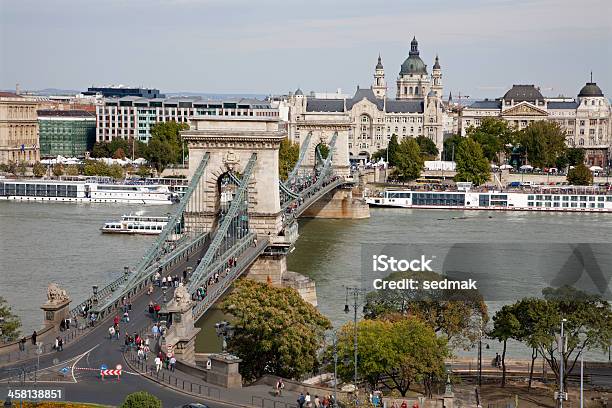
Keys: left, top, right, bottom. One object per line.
{"left": 0, "top": 179, "right": 176, "bottom": 205}
{"left": 101, "top": 214, "right": 169, "bottom": 235}
{"left": 366, "top": 186, "right": 612, "bottom": 212}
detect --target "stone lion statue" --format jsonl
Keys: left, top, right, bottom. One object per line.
{"left": 47, "top": 283, "right": 69, "bottom": 303}
{"left": 173, "top": 285, "right": 191, "bottom": 305}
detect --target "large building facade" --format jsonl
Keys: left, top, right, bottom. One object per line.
{"left": 461, "top": 82, "right": 611, "bottom": 166}
{"left": 286, "top": 38, "right": 446, "bottom": 159}
{"left": 0, "top": 92, "right": 39, "bottom": 165}
{"left": 96, "top": 97, "right": 278, "bottom": 143}
{"left": 38, "top": 110, "right": 96, "bottom": 157}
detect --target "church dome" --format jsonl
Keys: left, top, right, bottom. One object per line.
{"left": 400, "top": 37, "right": 427, "bottom": 75}
{"left": 295, "top": 88, "right": 304, "bottom": 96}
{"left": 578, "top": 82, "right": 604, "bottom": 97}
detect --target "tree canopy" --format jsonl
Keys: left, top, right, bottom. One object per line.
{"left": 517, "top": 121, "right": 567, "bottom": 168}
{"left": 120, "top": 391, "right": 161, "bottom": 408}
{"left": 221, "top": 279, "right": 331, "bottom": 382}
{"left": 466, "top": 118, "right": 516, "bottom": 163}
{"left": 0, "top": 296, "right": 21, "bottom": 342}
{"left": 488, "top": 304, "right": 521, "bottom": 386}
{"left": 144, "top": 121, "right": 189, "bottom": 171}
{"left": 83, "top": 160, "right": 124, "bottom": 180}
{"left": 454, "top": 138, "right": 490, "bottom": 185}
{"left": 32, "top": 162, "right": 45, "bottom": 178}
{"left": 279, "top": 137, "right": 299, "bottom": 181}
{"left": 442, "top": 135, "right": 462, "bottom": 161}
{"left": 392, "top": 138, "right": 423, "bottom": 181}
{"left": 332, "top": 317, "right": 448, "bottom": 396}
{"left": 415, "top": 135, "right": 439, "bottom": 159}
{"left": 567, "top": 163, "right": 593, "bottom": 185}
{"left": 363, "top": 270, "right": 488, "bottom": 349}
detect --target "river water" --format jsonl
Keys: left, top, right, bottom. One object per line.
{"left": 1, "top": 201, "right": 610, "bottom": 361}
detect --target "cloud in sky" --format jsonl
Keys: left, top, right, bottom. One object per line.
{"left": 0, "top": 0, "right": 610, "bottom": 98}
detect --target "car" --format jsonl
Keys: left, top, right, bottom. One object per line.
{"left": 178, "top": 404, "right": 210, "bottom": 408}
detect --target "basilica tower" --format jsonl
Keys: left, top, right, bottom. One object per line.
{"left": 431, "top": 55, "right": 443, "bottom": 98}
{"left": 396, "top": 37, "right": 430, "bottom": 100}
{"left": 372, "top": 55, "right": 387, "bottom": 99}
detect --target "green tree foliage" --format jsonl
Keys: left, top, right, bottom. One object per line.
{"left": 332, "top": 317, "right": 448, "bottom": 396}
{"left": 91, "top": 139, "right": 148, "bottom": 159}
{"left": 370, "top": 148, "right": 386, "bottom": 163}
{"left": 415, "top": 135, "right": 439, "bottom": 159}
{"left": 278, "top": 137, "right": 299, "bottom": 181}
{"left": 517, "top": 121, "right": 567, "bottom": 168}
{"left": 64, "top": 165, "right": 80, "bottom": 176}
{"left": 387, "top": 134, "right": 400, "bottom": 165}
{"left": 466, "top": 118, "right": 516, "bottom": 163}
{"left": 221, "top": 279, "right": 331, "bottom": 382}
{"left": 392, "top": 138, "right": 423, "bottom": 181}
{"left": 120, "top": 391, "right": 161, "bottom": 408}
{"left": 489, "top": 305, "right": 521, "bottom": 387}
{"left": 17, "top": 161, "right": 27, "bottom": 177}
{"left": 136, "top": 165, "right": 152, "bottom": 178}
{"left": 6, "top": 161, "right": 18, "bottom": 176}
{"left": 317, "top": 143, "right": 330, "bottom": 160}
{"left": 52, "top": 163, "right": 64, "bottom": 177}
{"left": 567, "top": 163, "right": 593, "bottom": 185}
{"left": 32, "top": 162, "right": 45, "bottom": 178}
{"left": 83, "top": 160, "right": 124, "bottom": 180}
{"left": 0, "top": 296, "right": 21, "bottom": 341}
{"left": 566, "top": 148, "right": 586, "bottom": 166}
{"left": 510, "top": 286, "right": 612, "bottom": 389}
{"left": 442, "top": 135, "right": 462, "bottom": 161}
{"left": 90, "top": 142, "right": 110, "bottom": 158}
{"left": 454, "top": 138, "right": 490, "bottom": 185}
{"left": 145, "top": 121, "right": 189, "bottom": 171}
{"left": 363, "top": 270, "right": 488, "bottom": 348}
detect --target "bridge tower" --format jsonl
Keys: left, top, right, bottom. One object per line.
{"left": 297, "top": 119, "right": 352, "bottom": 178}
{"left": 181, "top": 117, "right": 292, "bottom": 284}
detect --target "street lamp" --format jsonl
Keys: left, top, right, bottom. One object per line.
{"left": 344, "top": 287, "right": 366, "bottom": 391}
{"left": 162, "top": 286, "right": 168, "bottom": 304}
{"left": 557, "top": 318, "right": 568, "bottom": 408}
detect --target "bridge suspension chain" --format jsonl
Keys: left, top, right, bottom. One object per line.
{"left": 186, "top": 153, "right": 258, "bottom": 294}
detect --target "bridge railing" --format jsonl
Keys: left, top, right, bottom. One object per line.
{"left": 191, "top": 234, "right": 267, "bottom": 321}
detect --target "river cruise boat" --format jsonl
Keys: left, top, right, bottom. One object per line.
{"left": 366, "top": 186, "right": 612, "bottom": 212}
{"left": 101, "top": 214, "right": 169, "bottom": 235}
{"left": 0, "top": 179, "right": 175, "bottom": 205}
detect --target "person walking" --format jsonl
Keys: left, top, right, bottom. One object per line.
{"left": 54, "top": 337, "right": 59, "bottom": 351}
{"left": 31, "top": 331, "right": 37, "bottom": 345}
{"left": 152, "top": 324, "right": 159, "bottom": 339}
{"left": 58, "top": 337, "right": 63, "bottom": 351}
{"left": 109, "top": 326, "right": 115, "bottom": 340}
{"left": 275, "top": 378, "right": 285, "bottom": 396}
{"left": 305, "top": 392, "right": 311, "bottom": 408}
{"left": 154, "top": 356, "right": 162, "bottom": 373}
{"left": 297, "top": 393, "right": 306, "bottom": 408}
{"left": 19, "top": 337, "right": 26, "bottom": 352}
{"left": 169, "top": 356, "right": 176, "bottom": 372}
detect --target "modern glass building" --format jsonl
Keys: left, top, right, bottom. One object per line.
{"left": 38, "top": 110, "right": 96, "bottom": 157}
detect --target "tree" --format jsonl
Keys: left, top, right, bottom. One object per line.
{"left": 387, "top": 134, "right": 400, "bottom": 166}
{"left": 65, "top": 165, "right": 80, "bottom": 176}
{"left": 32, "top": 162, "right": 45, "bottom": 178}
{"left": 113, "top": 147, "right": 126, "bottom": 159}
{"left": 91, "top": 142, "right": 110, "bottom": 158}
{"left": 371, "top": 148, "right": 386, "bottom": 163}
{"left": 221, "top": 279, "right": 331, "bottom": 382}
{"left": 443, "top": 135, "right": 462, "bottom": 161}
{"left": 317, "top": 143, "right": 330, "bottom": 160}
{"left": 16, "top": 161, "right": 27, "bottom": 177}
{"left": 415, "top": 135, "right": 439, "bottom": 159}
{"left": 0, "top": 296, "right": 21, "bottom": 342}
{"left": 363, "top": 270, "right": 488, "bottom": 349}
{"left": 392, "top": 138, "right": 423, "bottom": 181}
{"left": 144, "top": 121, "right": 189, "bottom": 171}
{"left": 466, "top": 118, "right": 516, "bottom": 163}
{"left": 566, "top": 148, "right": 586, "bottom": 166}
{"left": 108, "top": 163, "right": 125, "bottom": 180}
{"left": 511, "top": 286, "right": 612, "bottom": 389}
{"left": 567, "top": 163, "right": 593, "bottom": 185}
{"left": 454, "top": 138, "right": 490, "bottom": 185}
{"left": 136, "top": 165, "right": 152, "bottom": 178}
{"left": 518, "top": 121, "right": 567, "bottom": 168}
{"left": 489, "top": 305, "right": 521, "bottom": 387}
{"left": 279, "top": 137, "right": 299, "bottom": 181}
{"left": 52, "top": 163, "right": 64, "bottom": 178}
{"left": 332, "top": 317, "right": 448, "bottom": 396}
{"left": 120, "top": 391, "right": 161, "bottom": 408}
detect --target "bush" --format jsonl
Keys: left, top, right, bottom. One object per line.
{"left": 33, "top": 162, "right": 46, "bottom": 177}
{"left": 120, "top": 391, "right": 161, "bottom": 408}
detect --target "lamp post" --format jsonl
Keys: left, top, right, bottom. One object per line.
{"left": 124, "top": 266, "right": 130, "bottom": 282}
{"left": 162, "top": 286, "right": 167, "bottom": 304}
{"left": 92, "top": 285, "right": 98, "bottom": 304}
{"left": 558, "top": 318, "right": 568, "bottom": 408}
{"left": 344, "top": 287, "right": 366, "bottom": 391}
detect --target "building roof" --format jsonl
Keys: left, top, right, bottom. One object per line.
{"left": 306, "top": 99, "right": 345, "bottom": 112}
{"left": 37, "top": 109, "right": 95, "bottom": 117}
{"left": 385, "top": 100, "right": 424, "bottom": 113}
{"left": 468, "top": 100, "right": 502, "bottom": 109}
{"left": 376, "top": 55, "right": 384, "bottom": 70}
{"left": 502, "top": 85, "right": 543, "bottom": 102}
{"left": 0, "top": 91, "right": 20, "bottom": 98}
{"left": 547, "top": 101, "right": 579, "bottom": 109}
{"left": 400, "top": 37, "right": 427, "bottom": 75}
{"left": 578, "top": 82, "right": 604, "bottom": 97}
{"left": 295, "top": 88, "right": 304, "bottom": 96}
{"left": 346, "top": 87, "right": 384, "bottom": 110}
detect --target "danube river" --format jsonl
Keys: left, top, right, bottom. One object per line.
{"left": 1, "top": 201, "right": 610, "bottom": 361}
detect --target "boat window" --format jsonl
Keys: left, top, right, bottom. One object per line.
{"left": 580, "top": 196, "right": 587, "bottom": 201}
{"left": 553, "top": 196, "right": 560, "bottom": 201}
{"left": 544, "top": 195, "right": 552, "bottom": 201}
{"left": 598, "top": 203, "right": 604, "bottom": 208}
{"left": 607, "top": 197, "right": 612, "bottom": 202}
{"left": 562, "top": 196, "right": 569, "bottom": 201}
{"left": 571, "top": 196, "right": 578, "bottom": 201}
{"left": 571, "top": 202, "right": 577, "bottom": 207}
{"left": 598, "top": 196, "right": 604, "bottom": 202}
{"left": 528, "top": 202, "right": 533, "bottom": 206}
{"left": 527, "top": 195, "right": 534, "bottom": 200}
{"left": 588, "top": 196, "right": 595, "bottom": 201}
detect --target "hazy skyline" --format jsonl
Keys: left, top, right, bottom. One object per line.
{"left": 1, "top": 0, "right": 610, "bottom": 100}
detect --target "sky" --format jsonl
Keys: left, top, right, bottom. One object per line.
{"left": 0, "top": 0, "right": 611, "bottom": 100}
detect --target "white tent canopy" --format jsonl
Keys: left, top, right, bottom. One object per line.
{"left": 520, "top": 165, "right": 533, "bottom": 170}
{"left": 499, "top": 164, "right": 513, "bottom": 169}
{"left": 589, "top": 165, "right": 603, "bottom": 171}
